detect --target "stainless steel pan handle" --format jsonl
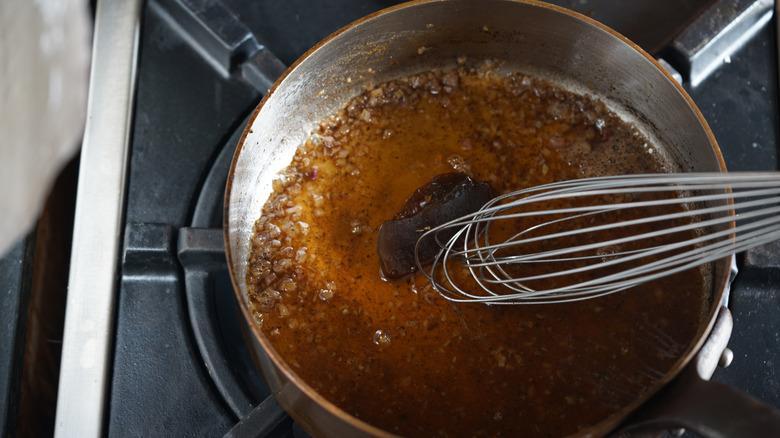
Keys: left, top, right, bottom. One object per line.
{"left": 614, "top": 307, "right": 780, "bottom": 438}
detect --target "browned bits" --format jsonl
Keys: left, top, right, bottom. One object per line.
{"left": 441, "top": 71, "right": 459, "bottom": 93}
{"left": 446, "top": 154, "right": 472, "bottom": 175}
{"left": 243, "top": 64, "right": 704, "bottom": 438}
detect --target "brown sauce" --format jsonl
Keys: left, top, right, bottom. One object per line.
{"left": 246, "top": 65, "right": 711, "bottom": 437}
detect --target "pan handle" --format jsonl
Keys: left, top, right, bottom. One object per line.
{"left": 613, "top": 307, "right": 780, "bottom": 438}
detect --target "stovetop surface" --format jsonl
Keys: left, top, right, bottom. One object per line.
{"left": 5, "top": 0, "right": 778, "bottom": 437}
{"left": 118, "top": 0, "right": 780, "bottom": 436}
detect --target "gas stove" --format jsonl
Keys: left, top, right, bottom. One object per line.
{"left": 2, "top": 0, "right": 779, "bottom": 437}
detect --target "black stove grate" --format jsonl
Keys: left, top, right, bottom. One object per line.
{"left": 1, "top": 0, "right": 771, "bottom": 436}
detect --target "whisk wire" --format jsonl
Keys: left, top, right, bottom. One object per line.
{"left": 468, "top": 195, "right": 780, "bottom": 270}
{"left": 431, "top": 184, "right": 780, "bottom": 262}
{"left": 416, "top": 172, "right": 780, "bottom": 304}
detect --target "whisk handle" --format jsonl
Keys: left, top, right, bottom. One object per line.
{"left": 614, "top": 307, "right": 780, "bottom": 438}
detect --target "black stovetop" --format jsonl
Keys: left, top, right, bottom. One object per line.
{"left": 2, "top": 0, "right": 779, "bottom": 437}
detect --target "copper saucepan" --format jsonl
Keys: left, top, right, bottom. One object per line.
{"left": 224, "top": 1, "right": 780, "bottom": 436}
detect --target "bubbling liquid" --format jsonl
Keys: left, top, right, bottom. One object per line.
{"left": 245, "top": 64, "right": 711, "bottom": 437}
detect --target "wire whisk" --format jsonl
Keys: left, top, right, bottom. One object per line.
{"left": 415, "top": 172, "right": 780, "bottom": 304}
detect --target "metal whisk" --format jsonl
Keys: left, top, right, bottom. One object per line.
{"left": 415, "top": 172, "right": 780, "bottom": 304}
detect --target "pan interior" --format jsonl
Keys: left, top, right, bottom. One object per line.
{"left": 225, "top": 1, "right": 728, "bottom": 437}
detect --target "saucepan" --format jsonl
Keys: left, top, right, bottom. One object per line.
{"left": 224, "top": 0, "right": 780, "bottom": 436}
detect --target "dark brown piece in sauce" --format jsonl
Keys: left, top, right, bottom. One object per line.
{"left": 377, "top": 172, "right": 493, "bottom": 279}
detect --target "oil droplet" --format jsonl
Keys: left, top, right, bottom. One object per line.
{"left": 373, "top": 329, "right": 391, "bottom": 345}
{"left": 319, "top": 289, "right": 334, "bottom": 301}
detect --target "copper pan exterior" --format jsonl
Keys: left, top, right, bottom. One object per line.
{"left": 224, "top": 1, "right": 732, "bottom": 436}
